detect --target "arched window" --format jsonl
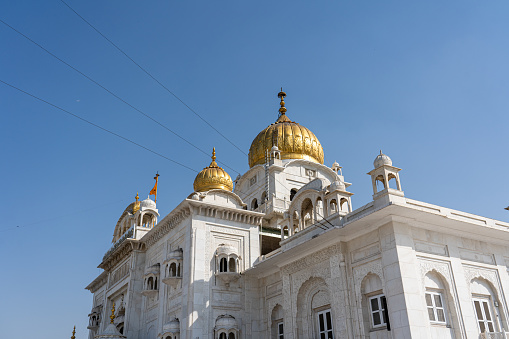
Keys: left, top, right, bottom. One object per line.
{"left": 251, "top": 198, "right": 258, "bottom": 210}
{"left": 340, "top": 198, "right": 348, "bottom": 212}
{"left": 329, "top": 199, "right": 337, "bottom": 214}
{"left": 219, "top": 333, "right": 227, "bottom": 339}
{"left": 471, "top": 278, "right": 501, "bottom": 333}
{"left": 271, "top": 304, "right": 284, "bottom": 339}
{"left": 388, "top": 173, "right": 398, "bottom": 190}
{"left": 424, "top": 273, "right": 447, "bottom": 325}
{"left": 290, "top": 188, "right": 297, "bottom": 201}
{"left": 361, "top": 274, "right": 389, "bottom": 332}
{"left": 169, "top": 263, "right": 177, "bottom": 277}
{"left": 148, "top": 277, "right": 154, "bottom": 289}
{"left": 228, "top": 333, "right": 235, "bottom": 339}
{"left": 261, "top": 191, "right": 267, "bottom": 203}
{"left": 154, "top": 278, "right": 158, "bottom": 290}
{"left": 220, "top": 257, "right": 228, "bottom": 272}
{"left": 375, "top": 175, "right": 386, "bottom": 191}
{"left": 301, "top": 198, "right": 313, "bottom": 228}
{"left": 228, "top": 257, "right": 236, "bottom": 273}
{"left": 315, "top": 197, "right": 323, "bottom": 219}
{"left": 177, "top": 263, "right": 181, "bottom": 277}
{"left": 142, "top": 214, "right": 153, "bottom": 227}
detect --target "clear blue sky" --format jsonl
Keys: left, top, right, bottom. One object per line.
{"left": 1, "top": 1, "right": 508, "bottom": 338}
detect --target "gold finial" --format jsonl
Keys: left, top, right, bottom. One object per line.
{"left": 110, "top": 302, "right": 116, "bottom": 324}
{"left": 133, "top": 192, "right": 141, "bottom": 213}
{"left": 278, "top": 88, "right": 287, "bottom": 115}
{"left": 71, "top": 325, "right": 76, "bottom": 339}
{"left": 210, "top": 147, "right": 218, "bottom": 167}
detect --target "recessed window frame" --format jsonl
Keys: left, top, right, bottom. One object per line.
{"left": 368, "top": 294, "right": 387, "bottom": 329}
{"left": 472, "top": 296, "right": 496, "bottom": 334}
{"left": 316, "top": 308, "right": 334, "bottom": 339}
{"left": 277, "top": 321, "right": 284, "bottom": 339}
{"left": 425, "top": 291, "right": 447, "bottom": 324}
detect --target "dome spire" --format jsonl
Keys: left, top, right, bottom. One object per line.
{"left": 71, "top": 326, "right": 76, "bottom": 339}
{"left": 210, "top": 147, "right": 218, "bottom": 167}
{"left": 278, "top": 88, "right": 287, "bottom": 115}
{"left": 276, "top": 88, "right": 291, "bottom": 123}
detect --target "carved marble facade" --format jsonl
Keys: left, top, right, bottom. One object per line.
{"left": 86, "top": 110, "right": 509, "bottom": 339}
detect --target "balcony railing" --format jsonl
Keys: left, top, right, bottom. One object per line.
{"left": 481, "top": 332, "right": 509, "bottom": 339}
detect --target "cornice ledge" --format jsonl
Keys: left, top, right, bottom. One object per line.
{"left": 187, "top": 199, "right": 264, "bottom": 225}
{"left": 85, "top": 270, "right": 108, "bottom": 293}
{"left": 98, "top": 239, "right": 140, "bottom": 271}
{"left": 142, "top": 203, "right": 192, "bottom": 248}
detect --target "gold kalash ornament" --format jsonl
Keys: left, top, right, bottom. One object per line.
{"left": 193, "top": 148, "right": 233, "bottom": 192}
{"left": 248, "top": 89, "right": 324, "bottom": 168}
{"left": 110, "top": 302, "right": 116, "bottom": 323}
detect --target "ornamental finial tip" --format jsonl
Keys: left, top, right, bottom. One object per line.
{"left": 110, "top": 302, "right": 116, "bottom": 324}
{"left": 135, "top": 192, "right": 139, "bottom": 202}
{"left": 71, "top": 325, "right": 76, "bottom": 339}
{"left": 209, "top": 147, "right": 218, "bottom": 167}
{"left": 277, "top": 88, "right": 287, "bottom": 115}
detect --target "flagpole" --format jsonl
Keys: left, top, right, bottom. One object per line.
{"left": 154, "top": 173, "right": 159, "bottom": 203}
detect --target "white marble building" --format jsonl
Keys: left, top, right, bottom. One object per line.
{"left": 86, "top": 91, "right": 509, "bottom": 339}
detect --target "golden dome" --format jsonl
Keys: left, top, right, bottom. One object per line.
{"left": 193, "top": 148, "right": 233, "bottom": 192}
{"left": 248, "top": 90, "right": 324, "bottom": 167}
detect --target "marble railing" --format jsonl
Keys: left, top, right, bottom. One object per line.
{"left": 480, "top": 332, "right": 509, "bottom": 339}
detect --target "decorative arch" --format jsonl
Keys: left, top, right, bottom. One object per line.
{"left": 295, "top": 276, "right": 331, "bottom": 339}
{"left": 271, "top": 304, "right": 284, "bottom": 339}
{"left": 261, "top": 191, "right": 267, "bottom": 204}
{"left": 387, "top": 173, "right": 400, "bottom": 190}
{"left": 464, "top": 269, "right": 509, "bottom": 334}
{"left": 329, "top": 199, "right": 338, "bottom": 214}
{"left": 301, "top": 198, "right": 314, "bottom": 228}
{"left": 251, "top": 198, "right": 258, "bottom": 210}
{"left": 353, "top": 261, "right": 385, "bottom": 338}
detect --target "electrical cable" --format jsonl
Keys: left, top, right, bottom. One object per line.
{"left": 0, "top": 79, "right": 199, "bottom": 173}
{"left": 2, "top": 16, "right": 338, "bottom": 230}
{"left": 59, "top": 0, "right": 247, "bottom": 157}
{"left": 0, "top": 199, "right": 126, "bottom": 232}
{"left": 0, "top": 18, "right": 240, "bottom": 175}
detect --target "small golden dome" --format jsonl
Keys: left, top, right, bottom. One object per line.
{"left": 248, "top": 90, "right": 324, "bottom": 167}
{"left": 193, "top": 148, "right": 233, "bottom": 192}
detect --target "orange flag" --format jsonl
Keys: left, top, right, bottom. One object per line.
{"left": 149, "top": 173, "right": 159, "bottom": 202}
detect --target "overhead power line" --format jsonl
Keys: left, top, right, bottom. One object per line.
{"left": 3, "top": 76, "right": 333, "bottom": 231}
{"left": 0, "top": 79, "right": 198, "bottom": 173}
{"left": 60, "top": 0, "right": 247, "bottom": 156}
{"left": 0, "top": 18, "right": 240, "bottom": 175}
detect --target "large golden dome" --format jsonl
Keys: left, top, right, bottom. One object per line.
{"left": 248, "top": 90, "right": 324, "bottom": 167}
{"left": 193, "top": 148, "right": 233, "bottom": 192}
